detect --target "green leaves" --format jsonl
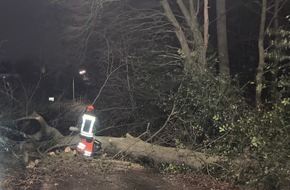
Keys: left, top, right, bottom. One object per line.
{"left": 281, "top": 98, "right": 290, "bottom": 106}
{"left": 265, "top": 18, "right": 290, "bottom": 104}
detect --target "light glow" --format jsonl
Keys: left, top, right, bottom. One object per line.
{"left": 48, "top": 97, "right": 54, "bottom": 101}
{"left": 79, "top": 70, "right": 86, "bottom": 75}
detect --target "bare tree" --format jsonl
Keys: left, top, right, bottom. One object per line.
{"left": 216, "top": 0, "right": 230, "bottom": 77}
{"left": 203, "top": 0, "right": 209, "bottom": 68}
{"left": 160, "top": 0, "right": 208, "bottom": 73}
{"left": 48, "top": 0, "right": 219, "bottom": 144}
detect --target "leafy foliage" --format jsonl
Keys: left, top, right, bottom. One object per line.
{"left": 208, "top": 17, "right": 290, "bottom": 188}
{"left": 211, "top": 103, "right": 290, "bottom": 189}
{"left": 265, "top": 16, "right": 290, "bottom": 103}
{"left": 155, "top": 71, "right": 248, "bottom": 148}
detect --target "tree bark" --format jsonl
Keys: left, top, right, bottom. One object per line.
{"left": 58, "top": 133, "right": 220, "bottom": 169}
{"left": 256, "top": 0, "right": 267, "bottom": 107}
{"left": 160, "top": 0, "right": 192, "bottom": 65}
{"left": 160, "top": 0, "right": 206, "bottom": 73}
{"left": 16, "top": 112, "right": 64, "bottom": 142}
{"left": 15, "top": 113, "right": 220, "bottom": 170}
{"left": 216, "top": 0, "right": 230, "bottom": 77}
{"left": 203, "top": 0, "right": 209, "bottom": 68}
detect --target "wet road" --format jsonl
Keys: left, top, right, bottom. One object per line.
{"left": 0, "top": 149, "right": 22, "bottom": 189}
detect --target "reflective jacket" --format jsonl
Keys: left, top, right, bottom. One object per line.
{"left": 79, "top": 110, "right": 100, "bottom": 138}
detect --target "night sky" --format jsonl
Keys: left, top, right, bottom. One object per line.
{"left": 0, "top": 0, "right": 67, "bottom": 73}
{"left": 0, "top": 0, "right": 81, "bottom": 100}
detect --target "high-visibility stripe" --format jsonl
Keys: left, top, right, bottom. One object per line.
{"left": 80, "top": 132, "right": 94, "bottom": 138}
{"left": 84, "top": 150, "right": 92, "bottom": 156}
{"left": 77, "top": 142, "right": 86, "bottom": 150}
{"left": 77, "top": 145, "right": 85, "bottom": 150}
{"left": 78, "top": 142, "right": 86, "bottom": 147}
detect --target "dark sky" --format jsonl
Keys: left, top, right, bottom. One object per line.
{"left": 0, "top": 0, "right": 79, "bottom": 99}
{"left": 0, "top": 0, "right": 67, "bottom": 72}
{"left": 0, "top": 1, "right": 41, "bottom": 59}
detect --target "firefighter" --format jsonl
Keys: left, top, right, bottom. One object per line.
{"left": 76, "top": 105, "right": 100, "bottom": 157}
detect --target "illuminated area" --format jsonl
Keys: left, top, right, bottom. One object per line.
{"left": 79, "top": 69, "right": 86, "bottom": 75}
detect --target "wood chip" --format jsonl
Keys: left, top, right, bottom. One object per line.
{"left": 64, "top": 147, "right": 71, "bottom": 153}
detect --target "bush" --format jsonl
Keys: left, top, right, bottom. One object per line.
{"left": 210, "top": 102, "right": 290, "bottom": 189}
{"left": 149, "top": 67, "right": 290, "bottom": 189}
{"left": 157, "top": 70, "right": 248, "bottom": 149}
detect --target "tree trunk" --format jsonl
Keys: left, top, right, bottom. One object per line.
{"left": 160, "top": 0, "right": 192, "bottom": 67}
{"left": 59, "top": 133, "right": 220, "bottom": 169}
{"left": 216, "top": 0, "right": 230, "bottom": 77}
{"left": 160, "top": 0, "right": 206, "bottom": 73}
{"left": 15, "top": 113, "right": 220, "bottom": 170}
{"left": 203, "top": 0, "right": 209, "bottom": 67}
{"left": 256, "top": 0, "right": 267, "bottom": 107}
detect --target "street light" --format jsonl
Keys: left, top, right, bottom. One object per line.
{"left": 79, "top": 69, "right": 86, "bottom": 75}
{"left": 73, "top": 76, "right": 75, "bottom": 102}
{"left": 73, "top": 69, "right": 87, "bottom": 102}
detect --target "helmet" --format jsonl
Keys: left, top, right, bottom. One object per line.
{"left": 86, "top": 105, "right": 94, "bottom": 111}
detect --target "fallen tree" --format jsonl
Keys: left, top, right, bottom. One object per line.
{"left": 59, "top": 134, "right": 220, "bottom": 169}
{"left": 12, "top": 112, "right": 220, "bottom": 169}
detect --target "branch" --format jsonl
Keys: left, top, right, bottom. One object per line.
{"left": 146, "top": 103, "right": 177, "bottom": 142}
{"left": 25, "top": 76, "right": 43, "bottom": 115}
{"left": 176, "top": 0, "right": 203, "bottom": 45}
{"left": 160, "top": 0, "right": 191, "bottom": 61}
{"left": 92, "top": 64, "right": 125, "bottom": 105}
